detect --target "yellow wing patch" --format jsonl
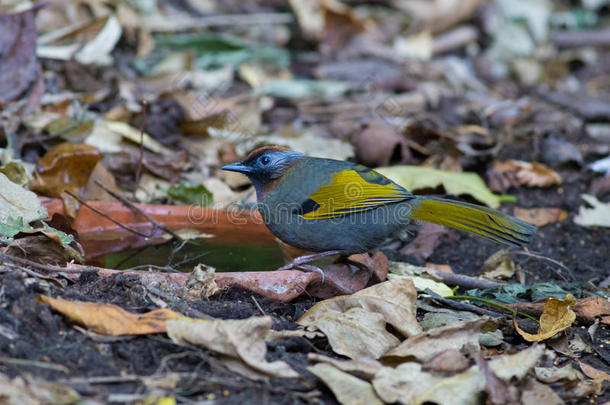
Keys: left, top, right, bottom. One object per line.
{"left": 301, "top": 169, "right": 411, "bottom": 220}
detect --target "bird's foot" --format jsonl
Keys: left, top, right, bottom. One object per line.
{"left": 276, "top": 250, "right": 343, "bottom": 283}
{"left": 294, "top": 264, "right": 325, "bottom": 283}
{"left": 277, "top": 250, "right": 343, "bottom": 271}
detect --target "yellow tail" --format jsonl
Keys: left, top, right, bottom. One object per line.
{"left": 410, "top": 198, "right": 537, "bottom": 247}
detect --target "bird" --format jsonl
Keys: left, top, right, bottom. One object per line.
{"left": 221, "top": 146, "right": 537, "bottom": 273}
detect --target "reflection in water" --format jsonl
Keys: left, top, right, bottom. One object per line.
{"left": 103, "top": 239, "right": 285, "bottom": 272}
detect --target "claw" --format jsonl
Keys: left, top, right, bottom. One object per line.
{"left": 296, "top": 264, "right": 326, "bottom": 283}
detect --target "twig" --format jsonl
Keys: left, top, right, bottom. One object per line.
{"left": 446, "top": 295, "right": 540, "bottom": 323}
{"left": 0, "top": 253, "right": 97, "bottom": 273}
{"left": 133, "top": 100, "right": 147, "bottom": 200}
{"left": 63, "top": 190, "right": 149, "bottom": 238}
{"left": 425, "top": 268, "right": 503, "bottom": 290}
{"left": 508, "top": 250, "right": 574, "bottom": 281}
{"left": 0, "top": 356, "right": 69, "bottom": 373}
{"left": 423, "top": 289, "right": 504, "bottom": 318}
{"left": 94, "top": 180, "right": 182, "bottom": 241}
{"left": 552, "top": 28, "right": 610, "bottom": 48}
{"left": 251, "top": 296, "right": 266, "bottom": 316}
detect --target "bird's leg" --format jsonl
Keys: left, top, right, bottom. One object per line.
{"left": 276, "top": 250, "right": 343, "bottom": 283}
{"left": 277, "top": 250, "right": 343, "bottom": 271}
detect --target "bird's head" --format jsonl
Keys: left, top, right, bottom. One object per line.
{"left": 221, "top": 146, "right": 304, "bottom": 191}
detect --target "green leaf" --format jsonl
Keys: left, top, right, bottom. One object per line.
{"left": 159, "top": 181, "right": 213, "bottom": 206}
{"left": 154, "top": 33, "right": 289, "bottom": 69}
{"left": 0, "top": 216, "right": 33, "bottom": 239}
{"left": 376, "top": 166, "right": 504, "bottom": 208}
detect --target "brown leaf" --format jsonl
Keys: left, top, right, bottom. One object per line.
{"left": 578, "top": 362, "right": 610, "bottom": 381}
{"left": 298, "top": 278, "right": 421, "bottom": 359}
{"left": 383, "top": 317, "right": 488, "bottom": 362}
{"left": 401, "top": 222, "right": 447, "bottom": 263}
{"left": 351, "top": 122, "right": 411, "bottom": 167}
{"left": 5, "top": 234, "right": 83, "bottom": 265}
{"left": 30, "top": 143, "right": 103, "bottom": 217}
{"left": 492, "top": 160, "right": 562, "bottom": 189}
{"left": 39, "top": 295, "right": 183, "bottom": 336}
{"left": 308, "top": 363, "right": 383, "bottom": 405}
{"left": 166, "top": 316, "right": 299, "bottom": 379}
{"left": 0, "top": 7, "right": 41, "bottom": 103}
{"left": 514, "top": 294, "right": 576, "bottom": 342}
{"left": 513, "top": 207, "right": 568, "bottom": 227}
{"left": 509, "top": 296, "right": 610, "bottom": 325}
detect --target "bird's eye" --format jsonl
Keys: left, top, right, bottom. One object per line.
{"left": 260, "top": 156, "right": 271, "bottom": 165}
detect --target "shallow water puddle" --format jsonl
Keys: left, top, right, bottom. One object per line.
{"left": 103, "top": 239, "right": 285, "bottom": 272}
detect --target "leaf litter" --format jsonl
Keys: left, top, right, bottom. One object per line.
{"left": 0, "top": 0, "right": 609, "bottom": 403}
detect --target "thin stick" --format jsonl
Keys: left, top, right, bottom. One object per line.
{"left": 446, "top": 295, "right": 540, "bottom": 323}
{"left": 251, "top": 296, "right": 266, "bottom": 316}
{"left": 64, "top": 190, "right": 150, "bottom": 238}
{"left": 508, "top": 250, "right": 574, "bottom": 281}
{"left": 0, "top": 253, "right": 97, "bottom": 273}
{"left": 133, "top": 100, "right": 147, "bottom": 200}
{"left": 0, "top": 356, "right": 69, "bottom": 373}
{"left": 423, "top": 289, "right": 503, "bottom": 318}
{"left": 94, "top": 180, "right": 182, "bottom": 241}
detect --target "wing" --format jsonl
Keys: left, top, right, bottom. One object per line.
{"left": 298, "top": 165, "right": 412, "bottom": 220}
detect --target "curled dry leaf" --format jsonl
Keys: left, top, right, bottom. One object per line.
{"left": 298, "top": 278, "right": 421, "bottom": 359}
{"left": 39, "top": 295, "right": 183, "bottom": 336}
{"left": 508, "top": 296, "right": 610, "bottom": 325}
{"left": 308, "top": 364, "right": 383, "bottom": 405}
{"left": 185, "top": 264, "right": 219, "bottom": 300}
{"left": 30, "top": 143, "right": 103, "bottom": 218}
{"left": 491, "top": 160, "right": 562, "bottom": 189}
{"left": 383, "top": 317, "right": 490, "bottom": 362}
{"left": 166, "top": 316, "right": 299, "bottom": 379}
{"left": 514, "top": 294, "right": 576, "bottom": 342}
{"left": 513, "top": 207, "right": 568, "bottom": 227}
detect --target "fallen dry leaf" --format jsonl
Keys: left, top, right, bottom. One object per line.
{"left": 373, "top": 362, "right": 442, "bottom": 404}
{"left": 508, "top": 296, "right": 610, "bottom": 325}
{"left": 39, "top": 295, "right": 183, "bottom": 336}
{"left": 0, "top": 7, "right": 41, "bottom": 103}
{"left": 0, "top": 373, "right": 80, "bottom": 405}
{"left": 513, "top": 207, "right": 568, "bottom": 227}
{"left": 488, "top": 344, "right": 545, "bottom": 382}
{"left": 520, "top": 378, "right": 563, "bottom": 405}
{"left": 166, "top": 316, "right": 298, "bottom": 380}
{"left": 308, "top": 353, "right": 383, "bottom": 380}
{"left": 578, "top": 362, "right": 610, "bottom": 382}
{"left": 308, "top": 363, "right": 383, "bottom": 405}
{"left": 574, "top": 194, "right": 610, "bottom": 228}
{"left": 351, "top": 121, "right": 411, "bottom": 167}
{"left": 298, "top": 278, "right": 421, "bottom": 359}
{"left": 514, "top": 294, "right": 576, "bottom": 342}
{"left": 383, "top": 317, "right": 489, "bottom": 362}
{"left": 482, "top": 250, "right": 516, "bottom": 280}
{"left": 400, "top": 222, "right": 447, "bottom": 263}
{"left": 30, "top": 143, "right": 103, "bottom": 218}
{"left": 491, "top": 160, "right": 562, "bottom": 189}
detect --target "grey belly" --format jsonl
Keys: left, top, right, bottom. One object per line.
{"left": 261, "top": 201, "right": 414, "bottom": 254}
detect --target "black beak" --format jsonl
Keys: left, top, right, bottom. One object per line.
{"left": 220, "top": 162, "right": 252, "bottom": 174}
